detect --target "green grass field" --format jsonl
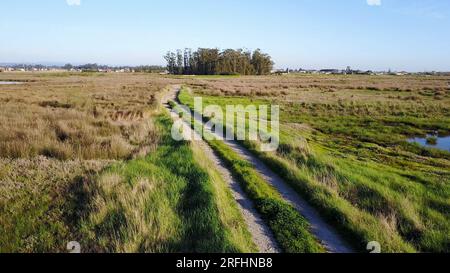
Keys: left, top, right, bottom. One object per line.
{"left": 179, "top": 73, "right": 450, "bottom": 253}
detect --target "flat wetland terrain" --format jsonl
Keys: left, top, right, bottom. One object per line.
{"left": 0, "top": 72, "right": 449, "bottom": 253}
{"left": 181, "top": 73, "right": 450, "bottom": 252}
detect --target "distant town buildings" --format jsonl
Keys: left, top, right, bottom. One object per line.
{"left": 0, "top": 63, "right": 448, "bottom": 76}
{"left": 0, "top": 64, "right": 62, "bottom": 72}
{"left": 0, "top": 64, "right": 165, "bottom": 73}
{"left": 270, "top": 67, "right": 449, "bottom": 76}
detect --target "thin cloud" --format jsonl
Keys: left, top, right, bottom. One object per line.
{"left": 367, "top": 0, "right": 381, "bottom": 6}
{"left": 66, "top": 0, "right": 81, "bottom": 6}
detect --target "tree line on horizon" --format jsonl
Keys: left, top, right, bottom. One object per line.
{"left": 164, "top": 48, "right": 274, "bottom": 75}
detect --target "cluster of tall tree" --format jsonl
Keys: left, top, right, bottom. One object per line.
{"left": 164, "top": 48, "right": 274, "bottom": 75}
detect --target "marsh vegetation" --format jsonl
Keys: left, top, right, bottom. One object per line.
{"left": 1, "top": 72, "right": 448, "bottom": 253}
{"left": 179, "top": 74, "right": 450, "bottom": 252}
{"left": 0, "top": 72, "right": 254, "bottom": 253}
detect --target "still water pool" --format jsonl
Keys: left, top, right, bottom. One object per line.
{"left": 408, "top": 135, "right": 450, "bottom": 152}
{"left": 0, "top": 81, "right": 23, "bottom": 85}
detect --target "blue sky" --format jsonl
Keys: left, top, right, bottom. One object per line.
{"left": 0, "top": 0, "right": 449, "bottom": 71}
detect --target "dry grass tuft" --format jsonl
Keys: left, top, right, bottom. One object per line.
{"left": 0, "top": 73, "right": 177, "bottom": 160}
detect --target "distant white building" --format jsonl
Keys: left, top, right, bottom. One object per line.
{"left": 271, "top": 69, "right": 289, "bottom": 75}
{"left": 319, "top": 69, "right": 342, "bottom": 75}
{"left": 395, "top": 72, "right": 408, "bottom": 76}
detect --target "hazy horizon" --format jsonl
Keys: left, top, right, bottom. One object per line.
{"left": 1, "top": 0, "right": 450, "bottom": 72}
{"left": 1, "top": 61, "right": 448, "bottom": 73}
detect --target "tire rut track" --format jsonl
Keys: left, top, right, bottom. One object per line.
{"left": 162, "top": 85, "right": 281, "bottom": 253}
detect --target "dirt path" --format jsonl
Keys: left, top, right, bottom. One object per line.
{"left": 162, "top": 85, "right": 281, "bottom": 253}
{"left": 220, "top": 141, "right": 355, "bottom": 253}
{"left": 163, "top": 85, "right": 355, "bottom": 253}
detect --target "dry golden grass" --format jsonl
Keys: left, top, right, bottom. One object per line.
{"left": 0, "top": 156, "right": 110, "bottom": 252}
{"left": 0, "top": 72, "right": 181, "bottom": 252}
{"left": 0, "top": 72, "right": 179, "bottom": 160}
{"left": 191, "top": 74, "right": 450, "bottom": 105}
{"left": 1, "top": 72, "right": 256, "bottom": 253}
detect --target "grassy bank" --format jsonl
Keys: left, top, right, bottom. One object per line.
{"left": 78, "top": 114, "right": 255, "bottom": 253}
{"left": 189, "top": 139, "right": 257, "bottom": 253}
